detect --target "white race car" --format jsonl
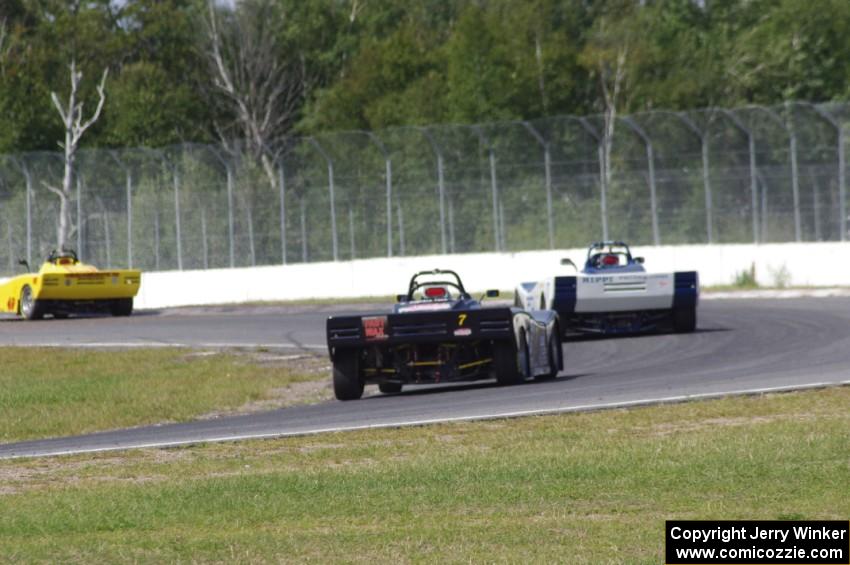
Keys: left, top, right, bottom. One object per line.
{"left": 515, "top": 241, "right": 698, "bottom": 337}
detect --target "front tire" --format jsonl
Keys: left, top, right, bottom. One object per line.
{"left": 110, "top": 298, "right": 133, "bottom": 317}
{"left": 333, "top": 349, "right": 364, "bottom": 401}
{"left": 19, "top": 285, "right": 44, "bottom": 320}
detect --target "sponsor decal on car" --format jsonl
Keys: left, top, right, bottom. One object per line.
{"left": 453, "top": 328, "right": 472, "bottom": 336}
{"left": 363, "top": 316, "right": 389, "bottom": 340}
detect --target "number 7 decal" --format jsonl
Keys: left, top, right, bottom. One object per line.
{"left": 457, "top": 313, "right": 467, "bottom": 326}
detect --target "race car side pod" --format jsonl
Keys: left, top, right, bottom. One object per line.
{"left": 672, "top": 271, "right": 699, "bottom": 310}
{"left": 551, "top": 276, "right": 578, "bottom": 318}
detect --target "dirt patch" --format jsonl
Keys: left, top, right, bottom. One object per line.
{"left": 645, "top": 413, "right": 819, "bottom": 437}
{"left": 0, "top": 449, "right": 192, "bottom": 494}
{"left": 233, "top": 379, "right": 335, "bottom": 414}
{"left": 196, "top": 352, "right": 335, "bottom": 420}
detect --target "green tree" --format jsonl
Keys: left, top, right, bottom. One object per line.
{"left": 103, "top": 0, "right": 211, "bottom": 146}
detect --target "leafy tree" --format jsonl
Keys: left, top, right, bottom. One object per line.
{"left": 719, "top": 0, "right": 850, "bottom": 103}
{"left": 103, "top": 0, "right": 211, "bottom": 146}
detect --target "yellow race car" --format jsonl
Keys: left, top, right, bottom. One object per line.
{"left": 0, "top": 249, "right": 141, "bottom": 320}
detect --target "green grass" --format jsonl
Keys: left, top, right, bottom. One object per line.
{"left": 1, "top": 386, "right": 847, "bottom": 563}
{"left": 0, "top": 348, "right": 325, "bottom": 443}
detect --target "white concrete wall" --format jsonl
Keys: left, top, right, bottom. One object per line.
{"left": 134, "top": 242, "right": 850, "bottom": 309}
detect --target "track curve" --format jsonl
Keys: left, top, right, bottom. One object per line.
{"left": 2, "top": 297, "right": 849, "bottom": 458}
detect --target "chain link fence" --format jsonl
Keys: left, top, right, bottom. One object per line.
{"left": 0, "top": 102, "right": 848, "bottom": 275}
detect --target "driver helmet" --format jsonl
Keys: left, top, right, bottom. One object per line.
{"left": 602, "top": 254, "right": 619, "bottom": 266}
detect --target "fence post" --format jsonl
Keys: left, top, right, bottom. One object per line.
{"left": 786, "top": 106, "right": 802, "bottom": 242}
{"left": 473, "top": 127, "right": 501, "bottom": 252}
{"left": 14, "top": 158, "right": 33, "bottom": 266}
{"left": 722, "top": 110, "right": 759, "bottom": 244}
{"left": 841, "top": 130, "right": 846, "bottom": 241}
{"left": 622, "top": 117, "right": 660, "bottom": 246}
{"left": 154, "top": 209, "right": 160, "bottom": 270}
{"left": 173, "top": 167, "right": 182, "bottom": 269}
{"left": 360, "top": 131, "right": 393, "bottom": 257}
{"left": 300, "top": 196, "right": 308, "bottom": 262}
{"left": 418, "top": 127, "right": 448, "bottom": 254}
{"left": 126, "top": 170, "right": 133, "bottom": 266}
{"left": 227, "top": 165, "right": 236, "bottom": 267}
{"left": 201, "top": 207, "right": 208, "bottom": 269}
{"left": 489, "top": 146, "right": 499, "bottom": 251}
{"left": 307, "top": 137, "right": 338, "bottom": 261}
{"left": 797, "top": 103, "right": 845, "bottom": 241}
{"left": 108, "top": 151, "right": 134, "bottom": 267}
{"left": 674, "top": 112, "right": 713, "bottom": 243}
{"left": 448, "top": 198, "right": 455, "bottom": 253}
{"left": 396, "top": 199, "right": 406, "bottom": 256}
{"left": 575, "top": 118, "right": 608, "bottom": 241}
{"left": 207, "top": 147, "right": 236, "bottom": 268}
{"left": 7, "top": 223, "right": 13, "bottom": 273}
{"left": 164, "top": 154, "right": 184, "bottom": 270}
{"left": 597, "top": 143, "right": 608, "bottom": 241}
{"left": 385, "top": 157, "right": 392, "bottom": 256}
{"left": 247, "top": 205, "right": 256, "bottom": 266}
{"left": 742, "top": 105, "right": 801, "bottom": 244}
{"left": 101, "top": 199, "right": 112, "bottom": 268}
{"left": 348, "top": 207, "right": 356, "bottom": 259}
{"left": 278, "top": 159, "right": 287, "bottom": 265}
{"left": 76, "top": 176, "right": 83, "bottom": 257}
{"left": 522, "top": 121, "right": 555, "bottom": 249}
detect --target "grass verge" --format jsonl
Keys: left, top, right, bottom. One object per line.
{"left": 0, "top": 348, "right": 329, "bottom": 443}
{"left": 1, "top": 386, "right": 848, "bottom": 563}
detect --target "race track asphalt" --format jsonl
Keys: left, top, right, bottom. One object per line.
{"left": 1, "top": 297, "right": 849, "bottom": 458}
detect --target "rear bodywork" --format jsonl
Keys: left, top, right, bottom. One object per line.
{"left": 515, "top": 242, "right": 698, "bottom": 337}
{"left": 328, "top": 306, "right": 557, "bottom": 384}
{"left": 327, "top": 270, "right": 562, "bottom": 399}
{"left": 0, "top": 250, "right": 141, "bottom": 319}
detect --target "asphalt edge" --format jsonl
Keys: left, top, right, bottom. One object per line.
{"left": 3, "top": 379, "right": 848, "bottom": 460}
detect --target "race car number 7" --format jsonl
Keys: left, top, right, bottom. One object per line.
{"left": 457, "top": 313, "right": 467, "bottom": 326}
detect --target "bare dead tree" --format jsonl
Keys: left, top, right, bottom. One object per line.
{"left": 0, "top": 18, "right": 10, "bottom": 71}
{"left": 45, "top": 59, "right": 108, "bottom": 250}
{"left": 598, "top": 45, "right": 627, "bottom": 195}
{"left": 203, "top": 0, "right": 304, "bottom": 192}
{"left": 534, "top": 31, "right": 548, "bottom": 115}
{"left": 348, "top": 0, "right": 367, "bottom": 23}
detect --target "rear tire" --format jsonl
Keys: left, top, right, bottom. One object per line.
{"left": 110, "top": 298, "right": 133, "bottom": 317}
{"left": 19, "top": 285, "right": 44, "bottom": 320}
{"left": 333, "top": 349, "right": 364, "bottom": 401}
{"left": 537, "top": 330, "right": 561, "bottom": 380}
{"left": 493, "top": 330, "right": 528, "bottom": 386}
{"left": 672, "top": 306, "right": 697, "bottom": 333}
{"left": 378, "top": 382, "right": 402, "bottom": 394}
